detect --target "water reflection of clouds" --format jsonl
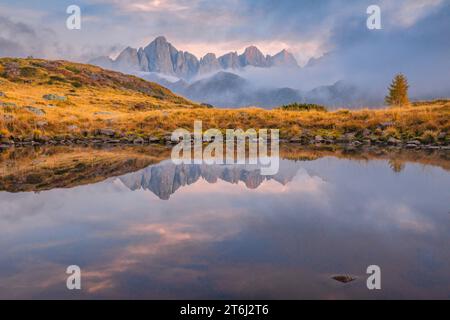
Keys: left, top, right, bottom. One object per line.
{"left": 0, "top": 158, "right": 449, "bottom": 298}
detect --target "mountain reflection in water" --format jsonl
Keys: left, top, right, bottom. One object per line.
{"left": 119, "top": 161, "right": 300, "bottom": 200}
{"left": 0, "top": 146, "right": 449, "bottom": 299}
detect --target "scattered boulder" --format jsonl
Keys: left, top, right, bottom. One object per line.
{"left": 67, "top": 125, "right": 79, "bottom": 131}
{"left": 36, "top": 121, "right": 48, "bottom": 128}
{"left": 43, "top": 94, "right": 67, "bottom": 101}
{"left": 378, "top": 121, "right": 394, "bottom": 129}
{"left": 24, "top": 106, "right": 46, "bottom": 116}
{"left": 0, "top": 102, "right": 17, "bottom": 108}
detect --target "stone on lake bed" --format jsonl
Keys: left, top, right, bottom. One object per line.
{"left": 332, "top": 275, "right": 357, "bottom": 284}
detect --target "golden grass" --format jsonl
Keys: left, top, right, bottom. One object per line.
{"left": 0, "top": 58, "right": 449, "bottom": 143}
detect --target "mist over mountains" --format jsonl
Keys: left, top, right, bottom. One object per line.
{"left": 141, "top": 71, "right": 377, "bottom": 108}
{"left": 88, "top": 36, "right": 381, "bottom": 108}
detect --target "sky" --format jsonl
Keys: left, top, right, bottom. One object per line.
{"left": 0, "top": 0, "right": 449, "bottom": 97}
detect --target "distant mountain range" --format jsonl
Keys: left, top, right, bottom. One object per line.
{"left": 89, "top": 36, "right": 381, "bottom": 108}
{"left": 90, "top": 36, "right": 299, "bottom": 80}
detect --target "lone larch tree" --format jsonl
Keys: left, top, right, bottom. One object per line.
{"left": 385, "top": 73, "right": 410, "bottom": 107}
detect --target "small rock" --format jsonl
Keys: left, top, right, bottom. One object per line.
{"left": 106, "top": 139, "right": 121, "bottom": 144}
{"left": 0, "top": 92, "right": 5, "bottom": 97}
{"left": 0, "top": 102, "right": 17, "bottom": 108}
{"left": 352, "top": 140, "right": 363, "bottom": 146}
{"left": 315, "top": 135, "right": 324, "bottom": 143}
{"left": 148, "top": 136, "right": 160, "bottom": 143}
{"left": 98, "top": 129, "right": 116, "bottom": 137}
{"left": 438, "top": 132, "right": 447, "bottom": 140}
{"left": 362, "top": 129, "right": 371, "bottom": 137}
{"left": 407, "top": 140, "right": 421, "bottom": 145}
{"left": 67, "top": 125, "right": 79, "bottom": 131}
{"left": 94, "top": 111, "right": 113, "bottom": 116}
{"left": 387, "top": 137, "right": 401, "bottom": 145}
{"left": 406, "top": 143, "right": 418, "bottom": 149}
{"left": 36, "top": 121, "right": 48, "bottom": 127}
{"left": 43, "top": 94, "right": 67, "bottom": 101}
{"left": 378, "top": 121, "right": 394, "bottom": 129}
{"left": 332, "top": 275, "right": 356, "bottom": 284}
{"left": 133, "top": 137, "right": 145, "bottom": 144}
{"left": 24, "top": 106, "right": 46, "bottom": 116}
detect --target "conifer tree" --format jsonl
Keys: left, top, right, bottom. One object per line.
{"left": 385, "top": 74, "right": 410, "bottom": 106}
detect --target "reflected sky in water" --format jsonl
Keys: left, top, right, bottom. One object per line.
{"left": 0, "top": 156, "right": 450, "bottom": 299}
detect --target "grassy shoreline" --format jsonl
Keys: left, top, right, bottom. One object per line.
{"left": 1, "top": 58, "right": 449, "bottom": 149}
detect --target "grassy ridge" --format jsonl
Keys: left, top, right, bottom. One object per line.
{"left": 0, "top": 58, "right": 449, "bottom": 146}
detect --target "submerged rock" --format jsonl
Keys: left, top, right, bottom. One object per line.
{"left": 332, "top": 275, "right": 357, "bottom": 284}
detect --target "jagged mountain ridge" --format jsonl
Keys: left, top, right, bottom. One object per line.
{"left": 90, "top": 36, "right": 299, "bottom": 80}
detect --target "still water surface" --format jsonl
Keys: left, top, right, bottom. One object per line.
{"left": 0, "top": 147, "right": 449, "bottom": 299}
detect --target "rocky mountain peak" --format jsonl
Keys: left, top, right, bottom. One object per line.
{"left": 89, "top": 36, "right": 299, "bottom": 80}
{"left": 240, "top": 46, "right": 269, "bottom": 67}
{"left": 269, "top": 49, "right": 299, "bottom": 67}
